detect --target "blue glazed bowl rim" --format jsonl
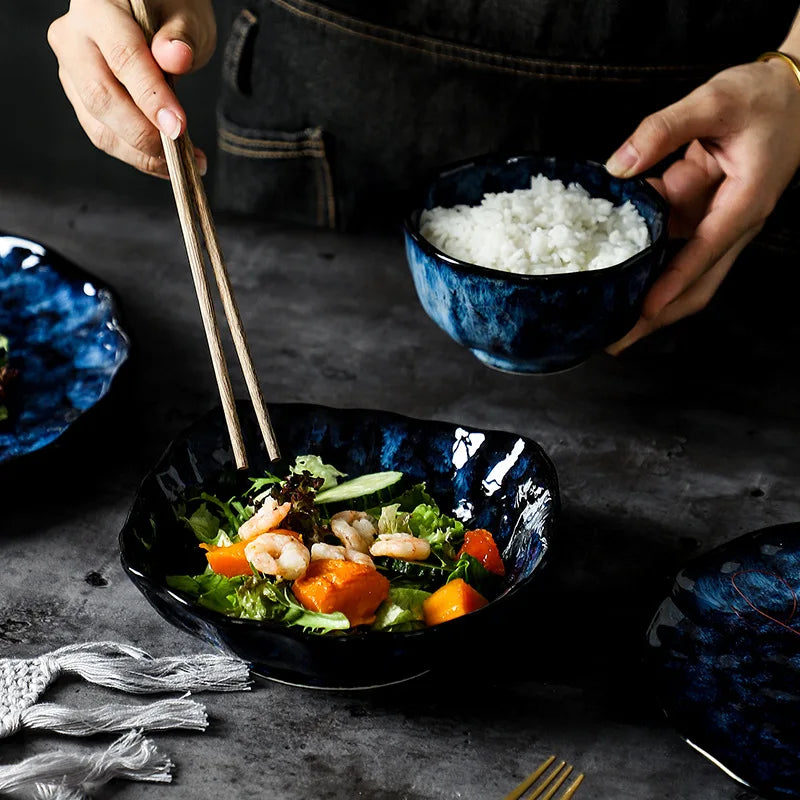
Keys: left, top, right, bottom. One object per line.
{"left": 0, "top": 230, "right": 132, "bottom": 465}
{"left": 402, "top": 153, "right": 670, "bottom": 284}
{"left": 119, "top": 401, "right": 560, "bottom": 646}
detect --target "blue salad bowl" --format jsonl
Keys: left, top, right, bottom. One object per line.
{"left": 119, "top": 402, "right": 559, "bottom": 689}
{"left": 403, "top": 153, "right": 669, "bottom": 374}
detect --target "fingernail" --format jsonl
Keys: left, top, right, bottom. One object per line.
{"left": 170, "top": 38, "right": 194, "bottom": 59}
{"left": 606, "top": 142, "right": 639, "bottom": 178}
{"left": 157, "top": 107, "right": 182, "bottom": 140}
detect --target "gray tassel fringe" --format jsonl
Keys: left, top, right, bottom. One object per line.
{"left": 19, "top": 697, "right": 208, "bottom": 736}
{"left": 0, "top": 730, "right": 173, "bottom": 799}
{"left": 49, "top": 642, "right": 251, "bottom": 694}
{"left": 1, "top": 641, "right": 251, "bottom": 739}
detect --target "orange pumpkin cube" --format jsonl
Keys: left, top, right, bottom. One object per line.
{"left": 292, "top": 558, "right": 390, "bottom": 627}
{"left": 201, "top": 539, "right": 252, "bottom": 578}
{"left": 422, "top": 578, "right": 488, "bottom": 626}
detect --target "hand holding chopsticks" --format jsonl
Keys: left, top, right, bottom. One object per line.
{"left": 128, "top": 0, "right": 279, "bottom": 469}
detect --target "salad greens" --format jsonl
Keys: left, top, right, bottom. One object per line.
{"left": 290, "top": 455, "right": 345, "bottom": 490}
{"left": 372, "top": 587, "right": 431, "bottom": 632}
{"left": 166, "top": 455, "right": 504, "bottom": 634}
{"left": 0, "top": 334, "right": 17, "bottom": 423}
{"left": 167, "top": 572, "right": 350, "bottom": 631}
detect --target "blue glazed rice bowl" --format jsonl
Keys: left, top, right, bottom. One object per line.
{"left": 403, "top": 153, "right": 669, "bottom": 374}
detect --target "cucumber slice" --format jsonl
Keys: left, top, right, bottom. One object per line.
{"left": 314, "top": 471, "right": 403, "bottom": 504}
{"left": 374, "top": 556, "right": 451, "bottom": 590}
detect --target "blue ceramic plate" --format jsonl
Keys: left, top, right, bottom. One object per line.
{"left": 120, "top": 402, "right": 559, "bottom": 689}
{"left": 647, "top": 522, "right": 800, "bottom": 798}
{"left": 0, "top": 232, "right": 130, "bottom": 464}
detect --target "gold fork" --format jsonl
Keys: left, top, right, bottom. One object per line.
{"left": 503, "top": 756, "right": 585, "bottom": 800}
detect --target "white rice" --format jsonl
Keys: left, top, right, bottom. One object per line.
{"left": 419, "top": 174, "right": 650, "bottom": 275}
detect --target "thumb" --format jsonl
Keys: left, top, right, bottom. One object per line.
{"left": 150, "top": 1, "right": 216, "bottom": 76}
{"left": 606, "top": 85, "right": 728, "bottom": 179}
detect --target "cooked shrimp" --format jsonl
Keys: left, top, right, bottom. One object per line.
{"left": 238, "top": 497, "right": 292, "bottom": 541}
{"left": 310, "top": 542, "right": 375, "bottom": 568}
{"left": 370, "top": 533, "right": 431, "bottom": 561}
{"left": 346, "top": 549, "right": 376, "bottom": 567}
{"left": 244, "top": 533, "right": 310, "bottom": 580}
{"left": 330, "top": 510, "right": 377, "bottom": 554}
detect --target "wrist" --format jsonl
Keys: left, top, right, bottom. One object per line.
{"left": 757, "top": 51, "right": 800, "bottom": 91}
{"left": 778, "top": 31, "right": 800, "bottom": 58}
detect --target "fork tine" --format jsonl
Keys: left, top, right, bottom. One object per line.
{"left": 503, "top": 756, "right": 556, "bottom": 800}
{"left": 526, "top": 761, "right": 567, "bottom": 800}
{"left": 558, "top": 773, "right": 585, "bottom": 800}
{"left": 537, "top": 765, "right": 572, "bottom": 800}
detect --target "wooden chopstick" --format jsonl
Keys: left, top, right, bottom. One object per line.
{"left": 176, "top": 134, "right": 280, "bottom": 463}
{"left": 129, "top": 0, "right": 280, "bottom": 468}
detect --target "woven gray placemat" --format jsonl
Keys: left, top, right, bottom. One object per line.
{"left": 0, "top": 642, "right": 251, "bottom": 798}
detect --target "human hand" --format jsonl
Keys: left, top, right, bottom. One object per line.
{"left": 604, "top": 55, "right": 800, "bottom": 354}
{"left": 48, "top": 0, "right": 216, "bottom": 178}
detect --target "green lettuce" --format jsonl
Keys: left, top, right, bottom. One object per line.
{"left": 372, "top": 587, "right": 430, "bottom": 632}
{"left": 290, "top": 455, "right": 346, "bottom": 490}
{"left": 166, "top": 571, "right": 245, "bottom": 614}
{"left": 196, "top": 491, "right": 252, "bottom": 535}
{"left": 0, "top": 334, "right": 14, "bottom": 422}
{"left": 234, "top": 578, "right": 350, "bottom": 632}
{"left": 167, "top": 571, "right": 350, "bottom": 633}
{"left": 409, "top": 503, "right": 464, "bottom": 541}
{"left": 180, "top": 503, "right": 227, "bottom": 545}
{"left": 176, "top": 491, "right": 253, "bottom": 544}
{"left": 408, "top": 503, "right": 465, "bottom": 562}
{"left": 247, "top": 473, "right": 283, "bottom": 499}
{"left": 377, "top": 503, "right": 412, "bottom": 535}
{"left": 364, "top": 483, "right": 434, "bottom": 517}
{"left": 448, "top": 553, "right": 503, "bottom": 598}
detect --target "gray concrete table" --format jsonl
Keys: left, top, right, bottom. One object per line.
{"left": 1, "top": 182, "right": 795, "bottom": 799}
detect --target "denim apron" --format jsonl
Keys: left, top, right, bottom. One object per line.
{"left": 213, "top": 0, "right": 798, "bottom": 243}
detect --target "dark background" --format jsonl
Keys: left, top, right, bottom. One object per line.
{"left": 6, "top": 3, "right": 799, "bottom": 253}
{"left": 1, "top": 2, "right": 231, "bottom": 205}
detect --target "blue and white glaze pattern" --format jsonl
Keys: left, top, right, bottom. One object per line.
{"left": 403, "top": 154, "right": 669, "bottom": 374}
{"left": 0, "top": 233, "right": 130, "bottom": 463}
{"left": 647, "top": 522, "right": 800, "bottom": 798}
{"left": 120, "top": 402, "right": 560, "bottom": 689}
